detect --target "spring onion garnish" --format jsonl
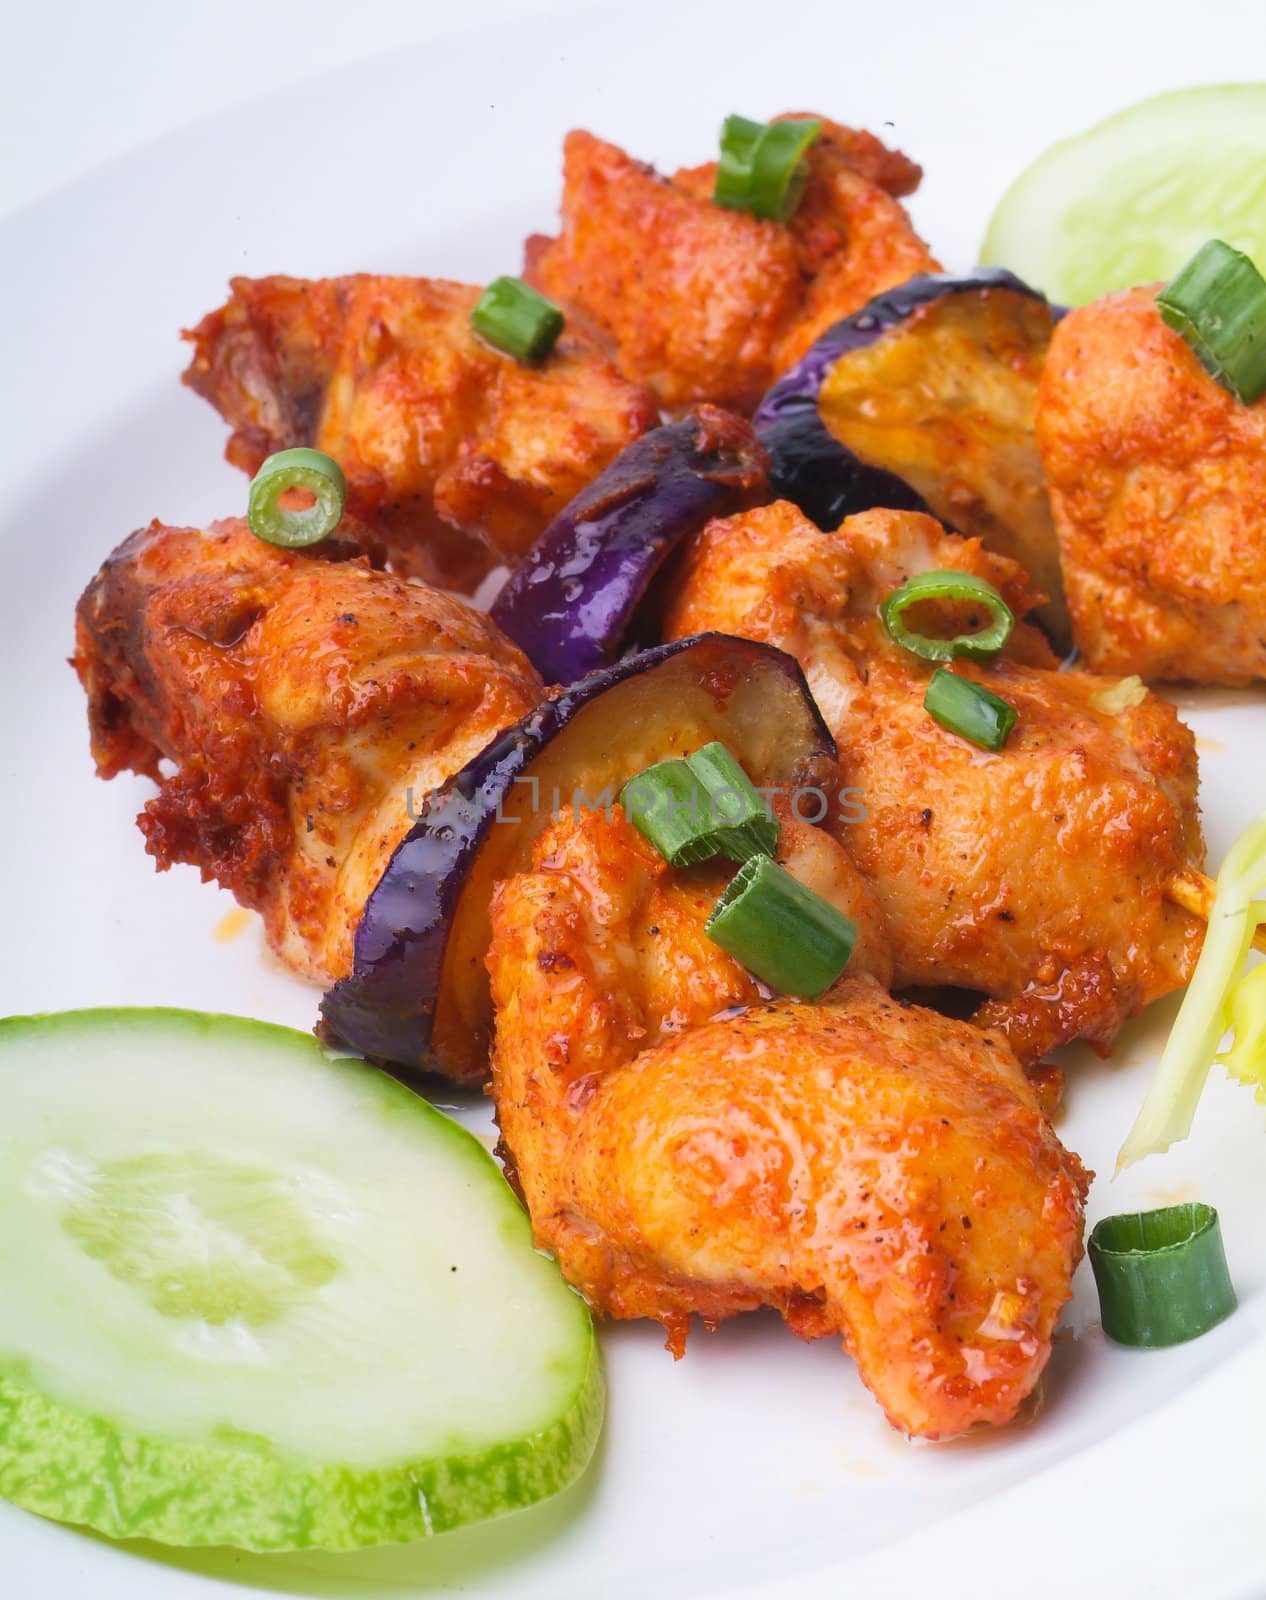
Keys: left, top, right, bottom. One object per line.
{"left": 246, "top": 448, "right": 347, "bottom": 548}
{"left": 682, "top": 742, "right": 779, "bottom": 860}
{"left": 923, "top": 669, "right": 1017, "bottom": 752}
{"left": 470, "top": 276, "right": 565, "bottom": 362}
{"left": 714, "top": 115, "right": 822, "bottom": 223}
{"left": 620, "top": 759, "right": 715, "bottom": 867}
{"left": 1089, "top": 1204, "right": 1236, "bottom": 1348}
{"left": 1118, "top": 812, "right": 1266, "bottom": 1170}
{"left": 714, "top": 116, "right": 765, "bottom": 212}
{"left": 1156, "top": 239, "right": 1266, "bottom": 405}
{"left": 620, "top": 742, "right": 779, "bottom": 867}
{"left": 705, "top": 854, "right": 856, "bottom": 998}
{"left": 881, "top": 570, "right": 1015, "bottom": 663}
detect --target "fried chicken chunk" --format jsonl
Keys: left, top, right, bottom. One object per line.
{"left": 1037, "top": 285, "right": 1266, "bottom": 683}
{"left": 183, "top": 275, "right": 656, "bottom": 591}
{"left": 663, "top": 501, "right": 1204, "bottom": 1060}
{"left": 73, "top": 517, "right": 543, "bottom": 981}
{"left": 527, "top": 115, "right": 940, "bottom": 414}
{"left": 487, "top": 805, "right": 1089, "bottom": 1439}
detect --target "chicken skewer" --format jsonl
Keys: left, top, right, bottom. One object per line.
{"left": 487, "top": 801, "right": 1089, "bottom": 1440}
{"left": 663, "top": 501, "right": 1210, "bottom": 1062}
{"left": 1037, "top": 283, "right": 1266, "bottom": 685}
{"left": 526, "top": 114, "right": 938, "bottom": 415}
{"left": 74, "top": 517, "right": 543, "bottom": 984}
{"left": 183, "top": 273, "right": 655, "bottom": 591}
{"left": 75, "top": 506, "right": 1249, "bottom": 1028}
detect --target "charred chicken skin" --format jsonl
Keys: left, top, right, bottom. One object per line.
{"left": 183, "top": 274, "right": 656, "bottom": 591}
{"left": 662, "top": 502, "right": 1204, "bottom": 1060}
{"left": 1037, "top": 285, "right": 1266, "bottom": 684}
{"left": 73, "top": 517, "right": 543, "bottom": 982}
{"left": 487, "top": 804, "right": 1089, "bottom": 1439}
{"left": 526, "top": 114, "right": 940, "bottom": 415}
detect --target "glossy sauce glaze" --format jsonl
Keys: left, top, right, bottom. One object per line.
{"left": 487, "top": 804, "right": 1088, "bottom": 1440}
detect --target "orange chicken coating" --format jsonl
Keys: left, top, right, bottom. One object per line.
{"left": 662, "top": 502, "right": 1204, "bottom": 1060}
{"left": 487, "top": 805, "right": 1089, "bottom": 1439}
{"left": 73, "top": 517, "right": 543, "bottom": 982}
{"left": 1037, "top": 285, "right": 1266, "bottom": 684}
{"left": 527, "top": 117, "right": 939, "bottom": 415}
{"left": 183, "top": 274, "right": 656, "bottom": 592}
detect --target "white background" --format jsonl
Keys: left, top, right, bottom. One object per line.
{"left": 0, "top": 1, "right": 552, "bottom": 219}
{"left": 0, "top": 0, "right": 1235, "bottom": 223}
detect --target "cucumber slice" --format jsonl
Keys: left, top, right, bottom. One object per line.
{"left": 0, "top": 1010, "right": 602, "bottom": 1551}
{"left": 981, "top": 85, "right": 1266, "bottom": 305}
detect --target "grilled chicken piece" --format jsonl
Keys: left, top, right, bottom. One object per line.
{"left": 183, "top": 275, "right": 656, "bottom": 592}
{"left": 527, "top": 115, "right": 939, "bottom": 414}
{"left": 487, "top": 804, "right": 1089, "bottom": 1440}
{"left": 73, "top": 517, "right": 543, "bottom": 982}
{"left": 1037, "top": 285, "right": 1266, "bottom": 684}
{"left": 662, "top": 501, "right": 1204, "bottom": 1060}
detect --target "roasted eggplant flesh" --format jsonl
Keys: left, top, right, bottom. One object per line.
{"left": 320, "top": 633, "right": 835, "bottom": 1081}
{"left": 817, "top": 290, "right": 1060, "bottom": 602}
{"left": 755, "top": 271, "right": 1068, "bottom": 641}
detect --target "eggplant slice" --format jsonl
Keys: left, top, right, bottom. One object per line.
{"left": 320, "top": 633, "right": 836, "bottom": 1081}
{"left": 754, "top": 270, "right": 1069, "bottom": 641}
{"left": 490, "top": 406, "right": 767, "bottom": 685}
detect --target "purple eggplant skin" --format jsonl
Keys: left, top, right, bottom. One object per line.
{"left": 319, "top": 632, "right": 836, "bottom": 1082}
{"left": 752, "top": 269, "right": 1057, "bottom": 533}
{"left": 489, "top": 405, "right": 768, "bottom": 685}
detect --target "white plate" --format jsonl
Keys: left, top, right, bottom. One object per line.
{"left": 4, "top": 5, "right": 1266, "bottom": 1596}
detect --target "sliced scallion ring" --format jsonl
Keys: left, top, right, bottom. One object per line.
{"left": 246, "top": 448, "right": 347, "bottom": 549}
{"left": 681, "top": 742, "right": 778, "bottom": 861}
{"left": 713, "top": 115, "right": 766, "bottom": 213}
{"left": 470, "top": 276, "right": 565, "bottom": 363}
{"left": 620, "top": 742, "right": 779, "bottom": 867}
{"left": 924, "top": 668, "right": 1017, "bottom": 752}
{"left": 881, "top": 570, "right": 1015, "bottom": 663}
{"left": 749, "top": 118, "right": 822, "bottom": 222}
{"left": 1156, "top": 239, "right": 1266, "bottom": 405}
{"left": 705, "top": 854, "right": 856, "bottom": 998}
{"left": 713, "top": 115, "right": 822, "bottom": 223}
{"left": 620, "top": 759, "right": 715, "bottom": 867}
{"left": 1088, "top": 1203, "right": 1236, "bottom": 1348}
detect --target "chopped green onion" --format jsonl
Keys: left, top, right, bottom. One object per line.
{"left": 714, "top": 115, "right": 822, "bottom": 222}
{"left": 1156, "top": 239, "right": 1266, "bottom": 404}
{"left": 620, "top": 759, "right": 716, "bottom": 867}
{"left": 470, "top": 276, "right": 564, "bottom": 362}
{"left": 1118, "top": 812, "right": 1266, "bottom": 1170}
{"left": 881, "top": 570, "right": 1015, "bottom": 663}
{"left": 705, "top": 855, "right": 856, "bottom": 999}
{"left": 620, "top": 742, "right": 779, "bottom": 867}
{"left": 924, "top": 669, "right": 1017, "bottom": 751}
{"left": 1088, "top": 1204, "right": 1236, "bottom": 1348}
{"left": 682, "top": 742, "right": 778, "bottom": 861}
{"left": 714, "top": 116, "right": 766, "bottom": 213}
{"left": 247, "top": 448, "right": 347, "bottom": 548}
{"left": 750, "top": 119, "right": 822, "bottom": 222}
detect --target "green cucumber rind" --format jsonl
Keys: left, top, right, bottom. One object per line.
{"left": 0, "top": 1334, "right": 603, "bottom": 1550}
{"left": 0, "top": 1008, "right": 605, "bottom": 1550}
